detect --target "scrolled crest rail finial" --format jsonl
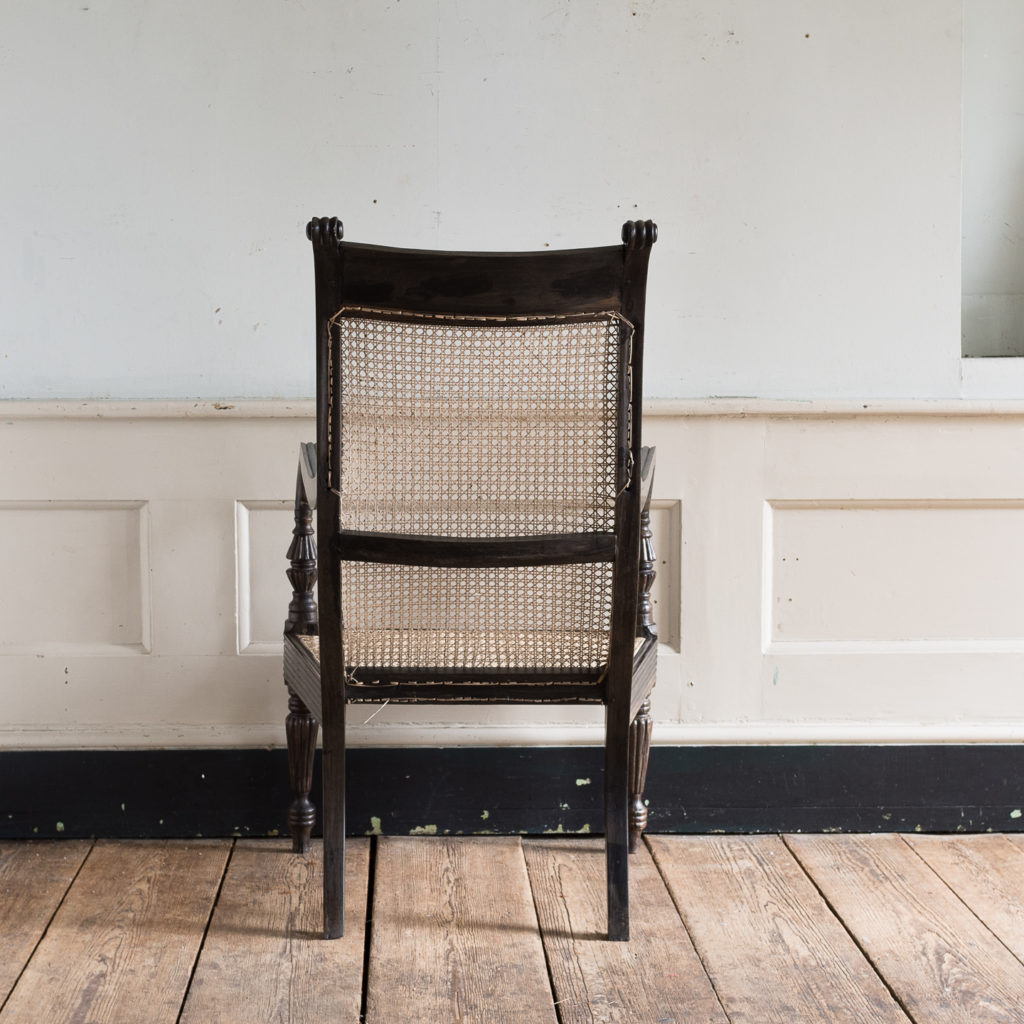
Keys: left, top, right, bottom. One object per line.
{"left": 306, "top": 216, "right": 344, "bottom": 246}
{"left": 621, "top": 219, "right": 658, "bottom": 250}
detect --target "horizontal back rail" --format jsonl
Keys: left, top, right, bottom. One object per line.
{"left": 335, "top": 530, "right": 616, "bottom": 567}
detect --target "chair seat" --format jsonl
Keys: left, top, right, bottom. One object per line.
{"left": 295, "top": 632, "right": 647, "bottom": 673}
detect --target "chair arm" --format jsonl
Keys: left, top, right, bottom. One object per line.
{"left": 639, "top": 446, "right": 655, "bottom": 513}
{"left": 299, "top": 442, "right": 317, "bottom": 509}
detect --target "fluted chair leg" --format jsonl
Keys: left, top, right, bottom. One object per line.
{"left": 628, "top": 698, "right": 653, "bottom": 853}
{"left": 286, "top": 688, "right": 319, "bottom": 854}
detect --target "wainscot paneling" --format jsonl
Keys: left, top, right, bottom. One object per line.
{"left": 4, "top": 399, "right": 1024, "bottom": 749}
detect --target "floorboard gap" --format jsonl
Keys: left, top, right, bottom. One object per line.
{"left": 173, "top": 838, "right": 237, "bottom": 1024}
{"left": 522, "top": 839, "right": 568, "bottom": 1024}
{"left": 0, "top": 838, "right": 96, "bottom": 1017}
{"left": 780, "top": 835, "right": 917, "bottom": 1024}
{"left": 899, "top": 834, "right": 1024, "bottom": 974}
{"left": 643, "top": 835, "right": 734, "bottom": 1023}
{"left": 359, "top": 836, "right": 377, "bottom": 1024}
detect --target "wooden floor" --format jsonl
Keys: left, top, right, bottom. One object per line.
{"left": 3, "top": 835, "right": 1024, "bottom": 1022}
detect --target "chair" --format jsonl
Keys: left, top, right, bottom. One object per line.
{"left": 282, "top": 217, "right": 659, "bottom": 940}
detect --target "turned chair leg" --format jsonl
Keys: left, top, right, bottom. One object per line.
{"left": 627, "top": 698, "right": 653, "bottom": 853}
{"left": 286, "top": 688, "right": 319, "bottom": 853}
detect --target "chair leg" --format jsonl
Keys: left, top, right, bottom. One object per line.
{"left": 286, "top": 687, "right": 319, "bottom": 854}
{"left": 627, "top": 697, "right": 653, "bottom": 853}
{"left": 605, "top": 705, "right": 631, "bottom": 941}
{"left": 322, "top": 719, "right": 346, "bottom": 939}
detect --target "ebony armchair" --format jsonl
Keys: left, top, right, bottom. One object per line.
{"left": 283, "top": 217, "right": 658, "bottom": 940}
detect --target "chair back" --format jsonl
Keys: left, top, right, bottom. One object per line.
{"left": 306, "top": 219, "right": 656, "bottom": 689}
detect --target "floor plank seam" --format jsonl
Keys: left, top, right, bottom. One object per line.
{"left": 359, "top": 836, "right": 377, "bottom": 1024}
{"left": 780, "top": 834, "right": 918, "bottom": 1024}
{"left": 173, "top": 838, "right": 237, "bottom": 1024}
{"left": 521, "top": 839, "right": 572, "bottom": 1024}
{"left": 898, "top": 833, "right": 1024, "bottom": 974}
{"left": 643, "top": 835, "right": 735, "bottom": 1024}
{"left": 0, "top": 839, "right": 97, "bottom": 1018}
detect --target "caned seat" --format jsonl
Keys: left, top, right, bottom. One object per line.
{"left": 283, "top": 217, "right": 659, "bottom": 940}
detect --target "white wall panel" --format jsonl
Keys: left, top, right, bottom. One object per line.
{"left": 235, "top": 500, "right": 293, "bottom": 655}
{"left": 766, "top": 501, "right": 1024, "bottom": 648}
{"left": 0, "top": 501, "right": 149, "bottom": 654}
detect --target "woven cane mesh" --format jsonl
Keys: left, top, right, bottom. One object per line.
{"left": 329, "top": 307, "right": 630, "bottom": 679}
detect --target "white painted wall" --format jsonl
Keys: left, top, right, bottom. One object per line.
{"left": 2, "top": 0, "right": 964, "bottom": 401}
{"left": 9, "top": 2, "right": 1024, "bottom": 752}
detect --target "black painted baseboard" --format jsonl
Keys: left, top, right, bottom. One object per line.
{"left": 2, "top": 745, "right": 1023, "bottom": 840}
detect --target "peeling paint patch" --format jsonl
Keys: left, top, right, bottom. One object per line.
{"left": 55, "top": 821, "right": 64, "bottom": 832}
{"left": 480, "top": 809, "right": 489, "bottom": 821}
{"left": 1011, "top": 809, "right": 1022, "bottom": 819}
{"left": 543, "top": 823, "right": 591, "bottom": 835}
{"left": 409, "top": 823, "right": 438, "bottom": 836}
{"left": 576, "top": 777, "right": 591, "bottom": 787}
{"left": 559, "top": 802, "right": 570, "bottom": 811}
{"left": 366, "top": 815, "right": 382, "bottom": 835}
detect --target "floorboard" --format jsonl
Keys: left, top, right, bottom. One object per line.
{"left": 365, "top": 835, "right": 557, "bottom": 1024}
{"left": 906, "top": 833, "right": 1024, "bottom": 966}
{"left": 648, "top": 834, "right": 910, "bottom": 1024}
{"left": 0, "top": 839, "right": 230, "bottom": 1024}
{"left": 179, "top": 839, "right": 369, "bottom": 1024}
{"left": 0, "top": 840, "right": 92, "bottom": 1007}
{"left": 788, "top": 833, "right": 1024, "bottom": 1024}
{"left": 8, "top": 834, "right": 1024, "bottom": 1023}
{"left": 525, "top": 838, "right": 728, "bottom": 1024}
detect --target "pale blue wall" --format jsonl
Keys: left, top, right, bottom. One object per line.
{"left": 1, "top": 1, "right": 963, "bottom": 400}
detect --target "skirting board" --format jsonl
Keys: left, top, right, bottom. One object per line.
{"left": 3, "top": 745, "right": 1024, "bottom": 839}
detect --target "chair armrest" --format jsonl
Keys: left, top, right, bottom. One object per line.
{"left": 299, "top": 442, "right": 317, "bottom": 509}
{"left": 639, "top": 445, "right": 655, "bottom": 512}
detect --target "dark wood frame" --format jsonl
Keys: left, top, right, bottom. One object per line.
{"left": 283, "top": 218, "right": 658, "bottom": 940}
